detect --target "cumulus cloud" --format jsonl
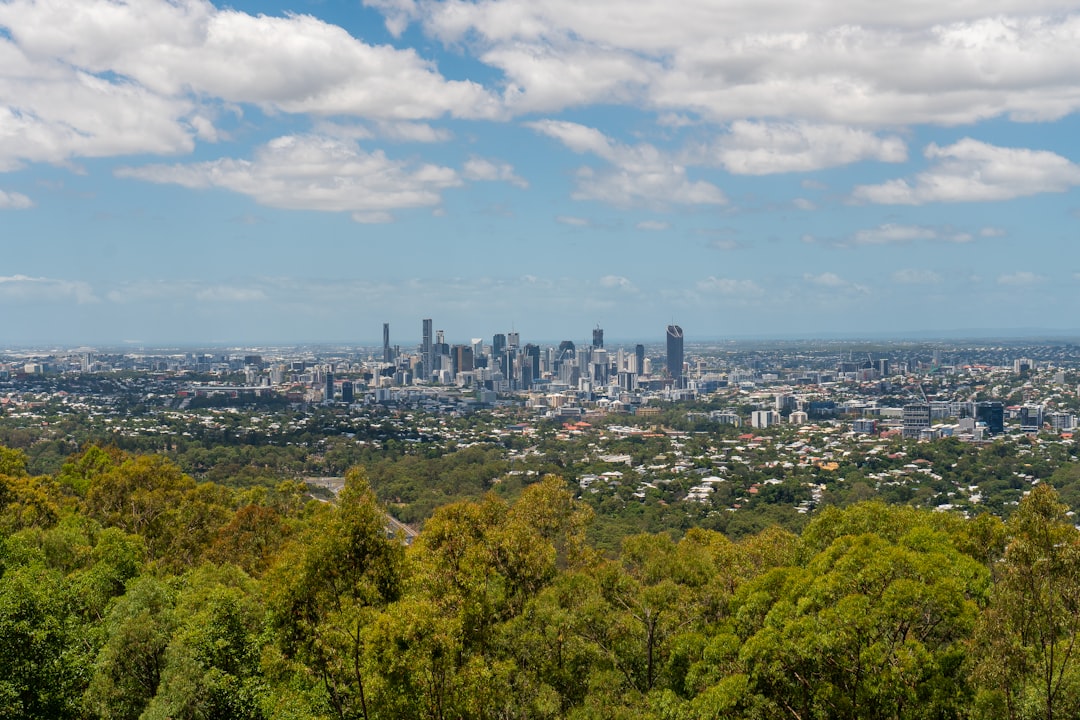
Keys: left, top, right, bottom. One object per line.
{"left": 527, "top": 119, "right": 726, "bottom": 208}
{"left": 804, "top": 272, "right": 847, "bottom": 288}
{"left": 0, "top": 0, "right": 498, "bottom": 119}
{"left": 708, "top": 121, "right": 906, "bottom": 175}
{"left": 371, "top": 121, "right": 453, "bottom": 143}
{"left": 803, "top": 272, "right": 869, "bottom": 293}
{"left": 0, "top": 0, "right": 498, "bottom": 171}
{"left": 892, "top": 268, "right": 943, "bottom": 285}
{"left": 852, "top": 139, "right": 1080, "bottom": 204}
{"left": 487, "top": 43, "right": 653, "bottom": 114}
{"left": 997, "top": 271, "right": 1043, "bottom": 286}
{"left": 0, "top": 274, "right": 98, "bottom": 303}
{"left": 0, "top": 50, "right": 196, "bottom": 170}
{"left": 388, "top": 0, "right": 1080, "bottom": 125}
{"left": 0, "top": 190, "right": 33, "bottom": 209}
{"left": 116, "top": 135, "right": 461, "bottom": 220}
{"left": 462, "top": 157, "right": 529, "bottom": 188}
{"left": 599, "top": 274, "right": 636, "bottom": 291}
{"left": 793, "top": 198, "right": 816, "bottom": 211}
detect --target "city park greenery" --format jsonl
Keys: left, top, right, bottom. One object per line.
{"left": 4, "top": 438, "right": 1080, "bottom": 719}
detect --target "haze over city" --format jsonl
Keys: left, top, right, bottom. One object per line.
{"left": 1, "top": 0, "right": 1079, "bottom": 345}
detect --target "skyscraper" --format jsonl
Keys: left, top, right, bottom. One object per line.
{"left": 666, "top": 325, "right": 684, "bottom": 380}
{"left": 422, "top": 318, "right": 433, "bottom": 381}
{"left": 975, "top": 401, "right": 1005, "bottom": 435}
{"left": 592, "top": 326, "right": 604, "bottom": 349}
{"left": 453, "top": 345, "right": 474, "bottom": 374}
{"left": 382, "top": 323, "right": 392, "bottom": 363}
{"left": 635, "top": 344, "right": 645, "bottom": 376}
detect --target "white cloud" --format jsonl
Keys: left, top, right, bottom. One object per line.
{"left": 0, "top": 0, "right": 499, "bottom": 120}
{"left": 709, "top": 121, "right": 906, "bottom": 175}
{"left": 116, "top": 135, "right": 461, "bottom": 220}
{"left": 997, "top": 271, "right": 1043, "bottom": 286}
{"left": 979, "top": 226, "right": 1007, "bottom": 237}
{"left": 0, "top": 274, "right": 97, "bottom": 303}
{"left": 892, "top": 268, "right": 942, "bottom": 285}
{"left": 852, "top": 139, "right": 1080, "bottom": 204}
{"left": 850, "top": 223, "right": 973, "bottom": 245}
{"left": 636, "top": 220, "right": 669, "bottom": 231}
{"left": 804, "top": 272, "right": 848, "bottom": 288}
{"left": 599, "top": 274, "right": 636, "bottom": 291}
{"left": 696, "top": 277, "right": 762, "bottom": 295}
{"left": 556, "top": 215, "right": 591, "bottom": 226}
{"left": 352, "top": 211, "right": 395, "bottom": 224}
{"left": 0, "top": 0, "right": 500, "bottom": 171}
{"left": 802, "top": 272, "right": 869, "bottom": 294}
{"left": 462, "top": 157, "right": 529, "bottom": 188}
{"left": 486, "top": 43, "right": 653, "bottom": 114}
{"left": 0, "top": 47, "right": 196, "bottom": 170}
{"left": 793, "top": 198, "right": 816, "bottom": 211}
{"left": 398, "top": 0, "right": 1080, "bottom": 125}
{"left": 375, "top": 121, "right": 454, "bottom": 143}
{"left": 0, "top": 190, "right": 33, "bottom": 209}
{"left": 528, "top": 119, "right": 726, "bottom": 208}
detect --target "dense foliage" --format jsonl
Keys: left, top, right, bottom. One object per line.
{"left": 3, "top": 442, "right": 1080, "bottom": 719}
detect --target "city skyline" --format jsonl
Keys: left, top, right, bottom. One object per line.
{"left": 1, "top": 0, "right": 1079, "bottom": 345}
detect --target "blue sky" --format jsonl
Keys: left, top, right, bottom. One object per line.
{"left": 1, "top": 0, "right": 1078, "bottom": 347}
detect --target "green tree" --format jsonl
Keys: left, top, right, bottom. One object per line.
{"left": 267, "top": 467, "right": 404, "bottom": 720}
{"left": 0, "top": 565, "right": 87, "bottom": 718}
{"left": 740, "top": 524, "right": 988, "bottom": 719}
{"left": 84, "top": 575, "right": 177, "bottom": 720}
{"left": 971, "top": 484, "right": 1080, "bottom": 720}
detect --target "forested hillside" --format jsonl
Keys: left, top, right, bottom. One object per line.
{"left": 1, "top": 443, "right": 1079, "bottom": 719}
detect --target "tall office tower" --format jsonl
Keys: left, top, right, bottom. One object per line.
{"left": 453, "top": 345, "right": 474, "bottom": 374}
{"left": 555, "top": 340, "right": 575, "bottom": 371}
{"left": 524, "top": 344, "right": 540, "bottom": 383}
{"left": 666, "top": 325, "right": 684, "bottom": 380}
{"left": 382, "top": 323, "right": 391, "bottom": 363}
{"left": 592, "top": 326, "right": 604, "bottom": 348}
{"left": 1019, "top": 404, "right": 1044, "bottom": 433}
{"left": 503, "top": 347, "right": 517, "bottom": 388}
{"left": 324, "top": 372, "right": 335, "bottom": 404}
{"left": 976, "top": 401, "right": 1005, "bottom": 435}
{"left": 340, "top": 381, "right": 354, "bottom": 404}
{"left": 507, "top": 331, "right": 520, "bottom": 349}
{"left": 492, "top": 333, "right": 507, "bottom": 358}
{"left": 635, "top": 344, "right": 645, "bottom": 376}
{"left": 422, "top": 319, "right": 433, "bottom": 381}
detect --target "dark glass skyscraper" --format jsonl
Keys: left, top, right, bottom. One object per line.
{"left": 666, "top": 325, "right": 683, "bottom": 380}
{"left": 422, "top": 319, "right": 433, "bottom": 381}
{"left": 976, "top": 401, "right": 1005, "bottom": 435}
{"left": 383, "top": 323, "right": 392, "bottom": 363}
{"left": 635, "top": 344, "right": 645, "bottom": 376}
{"left": 592, "top": 326, "right": 604, "bottom": 348}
